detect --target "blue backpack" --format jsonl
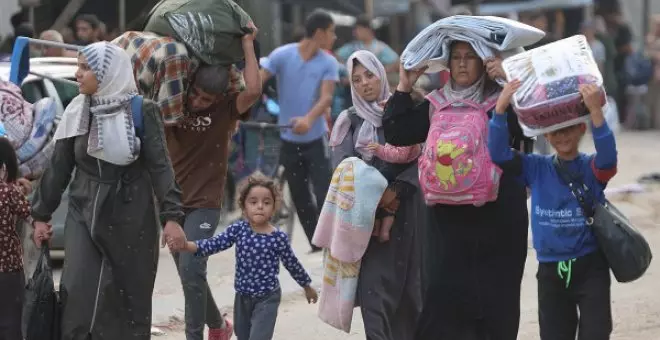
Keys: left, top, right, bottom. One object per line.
{"left": 130, "top": 95, "right": 144, "bottom": 138}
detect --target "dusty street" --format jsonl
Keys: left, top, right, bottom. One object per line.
{"left": 49, "top": 131, "right": 660, "bottom": 339}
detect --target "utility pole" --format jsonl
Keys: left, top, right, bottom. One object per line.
{"left": 470, "top": 0, "right": 481, "bottom": 15}
{"left": 119, "top": 0, "right": 126, "bottom": 32}
{"left": 643, "top": 0, "right": 650, "bottom": 39}
{"left": 365, "top": 0, "right": 374, "bottom": 18}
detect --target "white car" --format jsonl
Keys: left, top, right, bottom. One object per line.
{"left": 0, "top": 57, "right": 79, "bottom": 115}
{"left": 0, "top": 57, "right": 78, "bottom": 259}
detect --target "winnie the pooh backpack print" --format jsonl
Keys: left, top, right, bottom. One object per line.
{"left": 418, "top": 89, "right": 502, "bottom": 206}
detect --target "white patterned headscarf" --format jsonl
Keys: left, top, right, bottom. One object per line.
{"left": 54, "top": 41, "right": 139, "bottom": 165}
{"left": 329, "top": 50, "right": 390, "bottom": 161}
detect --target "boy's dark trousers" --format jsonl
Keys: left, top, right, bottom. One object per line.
{"left": 537, "top": 251, "right": 612, "bottom": 340}
{"left": 0, "top": 271, "right": 25, "bottom": 340}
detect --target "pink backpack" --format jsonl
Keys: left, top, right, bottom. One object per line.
{"left": 418, "top": 89, "right": 502, "bottom": 206}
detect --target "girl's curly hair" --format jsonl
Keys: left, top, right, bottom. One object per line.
{"left": 0, "top": 137, "right": 19, "bottom": 182}
{"left": 237, "top": 172, "right": 282, "bottom": 212}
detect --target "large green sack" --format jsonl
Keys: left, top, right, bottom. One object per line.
{"left": 144, "top": 0, "right": 252, "bottom": 65}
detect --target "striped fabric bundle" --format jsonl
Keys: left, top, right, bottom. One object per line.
{"left": 401, "top": 15, "right": 545, "bottom": 73}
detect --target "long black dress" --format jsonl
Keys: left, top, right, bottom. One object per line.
{"left": 331, "top": 108, "right": 434, "bottom": 340}
{"left": 31, "top": 100, "right": 184, "bottom": 340}
{"left": 383, "top": 90, "right": 532, "bottom": 340}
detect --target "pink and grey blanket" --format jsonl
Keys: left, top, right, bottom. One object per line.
{"left": 312, "top": 157, "right": 388, "bottom": 332}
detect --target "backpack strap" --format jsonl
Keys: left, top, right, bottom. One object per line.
{"left": 425, "top": 89, "right": 451, "bottom": 111}
{"left": 131, "top": 95, "right": 144, "bottom": 138}
{"left": 346, "top": 107, "right": 363, "bottom": 131}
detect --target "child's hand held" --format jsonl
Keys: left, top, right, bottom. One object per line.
{"left": 366, "top": 143, "right": 380, "bottom": 151}
{"left": 304, "top": 286, "right": 318, "bottom": 304}
{"left": 495, "top": 80, "right": 521, "bottom": 114}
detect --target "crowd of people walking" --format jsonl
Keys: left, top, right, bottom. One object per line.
{"left": 0, "top": 1, "right": 653, "bottom": 340}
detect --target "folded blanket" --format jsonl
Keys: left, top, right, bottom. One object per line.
{"left": 502, "top": 35, "right": 606, "bottom": 136}
{"left": 312, "top": 157, "right": 388, "bottom": 332}
{"left": 0, "top": 80, "right": 34, "bottom": 148}
{"left": 401, "top": 15, "right": 545, "bottom": 73}
{"left": 19, "top": 139, "right": 55, "bottom": 179}
{"left": 16, "top": 98, "right": 57, "bottom": 162}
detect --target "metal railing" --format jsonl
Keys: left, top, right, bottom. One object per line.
{"left": 10, "top": 36, "right": 81, "bottom": 87}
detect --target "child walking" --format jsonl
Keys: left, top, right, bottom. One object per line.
{"left": 175, "top": 173, "right": 318, "bottom": 340}
{"left": 0, "top": 137, "right": 32, "bottom": 340}
{"left": 488, "top": 81, "right": 617, "bottom": 340}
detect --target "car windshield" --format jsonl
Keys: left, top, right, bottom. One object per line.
{"left": 52, "top": 78, "right": 79, "bottom": 108}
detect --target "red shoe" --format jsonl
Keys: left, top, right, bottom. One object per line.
{"left": 208, "top": 318, "right": 233, "bottom": 340}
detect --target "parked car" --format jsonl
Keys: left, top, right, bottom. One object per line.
{"left": 0, "top": 57, "right": 78, "bottom": 259}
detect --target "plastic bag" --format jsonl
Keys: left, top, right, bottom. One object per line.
{"left": 603, "top": 96, "right": 620, "bottom": 134}
{"left": 144, "top": 0, "right": 253, "bottom": 66}
{"left": 502, "top": 35, "right": 606, "bottom": 136}
{"left": 23, "top": 244, "right": 61, "bottom": 340}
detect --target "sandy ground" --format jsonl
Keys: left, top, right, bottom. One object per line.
{"left": 39, "top": 130, "right": 660, "bottom": 339}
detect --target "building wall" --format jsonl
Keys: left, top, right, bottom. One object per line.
{"left": 0, "top": 0, "right": 21, "bottom": 37}
{"left": 620, "top": 0, "right": 660, "bottom": 46}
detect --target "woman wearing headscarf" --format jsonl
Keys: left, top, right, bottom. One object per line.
{"left": 30, "top": 41, "right": 186, "bottom": 340}
{"left": 383, "top": 41, "right": 533, "bottom": 339}
{"left": 329, "top": 50, "right": 432, "bottom": 339}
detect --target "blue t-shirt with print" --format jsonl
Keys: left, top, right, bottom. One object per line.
{"left": 262, "top": 43, "right": 339, "bottom": 143}
{"left": 488, "top": 113, "right": 618, "bottom": 263}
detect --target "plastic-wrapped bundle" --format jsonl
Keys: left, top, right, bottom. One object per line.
{"left": 144, "top": 0, "right": 253, "bottom": 66}
{"left": 502, "top": 35, "right": 606, "bottom": 136}
{"left": 0, "top": 80, "right": 34, "bottom": 148}
{"left": 401, "top": 15, "right": 545, "bottom": 73}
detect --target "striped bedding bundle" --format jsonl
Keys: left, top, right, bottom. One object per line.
{"left": 0, "top": 80, "right": 58, "bottom": 179}
{"left": 312, "top": 157, "right": 388, "bottom": 332}
{"left": 502, "top": 35, "right": 606, "bottom": 136}
{"left": 401, "top": 15, "right": 545, "bottom": 74}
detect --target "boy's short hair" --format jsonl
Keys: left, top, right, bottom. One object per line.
{"left": 354, "top": 16, "right": 372, "bottom": 30}
{"left": 304, "top": 10, "right": 334, "bottom": 38}
{"left": 193, "top": 64, "right": 230, "bottom": 94}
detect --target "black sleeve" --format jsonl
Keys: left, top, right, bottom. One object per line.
{"left": 505, "top": 106, "right": 534, "bottom": 153}
{"left": 31, "top": 139, "right": 75, "bottom": 222}
{"left": 383, "top": 91, "right": 431, "bottom": 146}
{"left": 142, "top": 100, "right": 185, "bottom": 226}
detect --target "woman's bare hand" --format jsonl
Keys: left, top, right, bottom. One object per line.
{"left": 485, "top": 57, "right": 506, "bottom": 81}
{"left": 397, "top": 65, "right": 428, "bottom": 93}
{"left": 17, "top": 178, "right": 32, "bottom": 195}
{"left": 32, "top": 221, "right": 53, "bottom": 247}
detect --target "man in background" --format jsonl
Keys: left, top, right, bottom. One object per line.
{"left": 261, "top": 10, "right": 338, "bottom": 252}
{"left": 336, "top": 16, "right": 399, "bottom": 74}
{"left": 74, "top": 14, "right": 102, "bottom": 45}
{"left": 601, "top": 5, "right": 634, "bottom": 123}
{"left": 38, "top": 30, "right": 77, "bottom": 57}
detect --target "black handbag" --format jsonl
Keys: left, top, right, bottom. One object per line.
{"left": 553, "top": 157, "right": 653, "bottom": 283}
{"left": 24, "top": 243, "right": 61, "bottom": 340}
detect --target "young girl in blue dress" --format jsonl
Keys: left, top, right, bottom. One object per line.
{"left": 177, "top": 173, "right": 318, "bottom": 340}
